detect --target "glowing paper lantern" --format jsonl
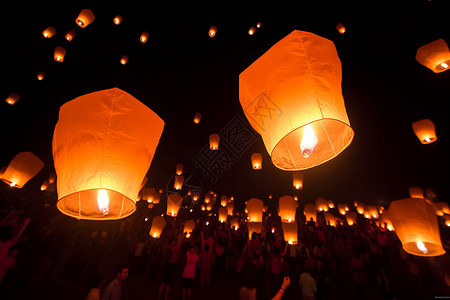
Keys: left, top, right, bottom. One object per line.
{"left": 5, "top": 93, "right": 19, "bottom": 105}
{"left": 251, "top": 153, "right": 262, "bottom": 170}
{"left": 218, "top": 207, "right": 228, "bottom": 223}
{"left": 337, "top": 203, "right": 347, "bottom": 215}
{"left": 193, "top": 112, "right": 202, "bottom": 124}
{"left": 184, "top": 219, "right": 196, "bottom": 237}
{"left": 366, "top": 205, "right": 379, "bottom": 219}
{"left": 444, "top": 216, "right": 450, "bottom": 227}
{"left": 174, "top": 175, "right": 184, "bottom": 190}
{"left": 432, "top": 202, "right": 445, "bottom": 217}
{"left": 113, "top": 15, "right": 123, "bottom": 25}
{"left": 247, "top": 222, "right": 262, "bottom": 239}
{"left": 292, "top": 172, "right": 303, "bottom": 189}
{"left": 230, "top": 217, "right": 239, "bottom": 230}
{"left": 248, "top": 27, "right": 256, "bottom": 35}
{"left": 141, "top": 187, "right": 156, "bottom": 202}
{"left": 220, "top": 195, "right": 228, "bottom": 207}
{"left": 387, "top": 198, "right": 445, "bottom": 257}
{"left": 209, "top": 134, "right": 220, "bottom": 150}
{"left": 246, "top": 198, "right": 264, "bottom": 222}
{"left": 52, "top": 87, "right": 164, "bottom": 220}
{"left": 278, "top": 195, "right": 298, "bottom": 222}
{"left": 416, "top": 38, "right": 450, "bottom": 73}
{"left": 327, "top": 199, "right": 335, "bottom": 209}
{"left": 120, "top": 56, "right": 128, "bottom": 65}
{"left": 345, "top": 211, "right": 356, "bottom": 226}
{"left": 42, "top": 26, "right": 56, "bottom": 38}
{"left": 139, "top": 176, "right": 148, "bottom": 191}
{"left": 412, "top": 119, "right": 437, "bottom": 144}
{"left": 239, "top": 30, "right": 354, "bottom": 170}
{"left": 437, "top": 202, "right": 450, "bottom": 215}
{"left": 226, "top": 201, "right": 234, "bottom": 215}
{"left": 166, "top": 193, "right": 183, "bottom": 217}
{"left": 48, "top": 173, "right": 56, "bottom": 184}
{"left": 175, "top": 163, "right": 183, "bottom": 175}
{"left": 336, "top": 23, "right": 346, "bottom": 34}
{"left": 256, "top": 22, "right": 262, "bottom": 28}
{"left": 40, "top": 180, "right": 49, "bottom": 191}
{"left": 409, "top": 186, "right": 424, "bottom": 199}
{"left": 209, "top": 26, "right": 217, "bottom": 37}
{"left": 37, "top": 71, "right": 46, "bottom": 81}
{"left": 315, "top": 197, "right": 328, "bottom": 212}
{"left": 304, "top": 204, "right": 317, "bottom": 222}
{"left": 76, "top": 9, "right": 95, "bottom": 28}
{"left": 0, "top": 152, "right": 44, "bottom": 188}
{"left": 282, "top": 221, "right": 298, "bottom": 244}
{"left": 54, "top": 47, "right": 66, "bottom": 62}
{"left": 149, "top": 216, "right": 166, "bottom": 238}
{"left": 65, "top": 29, "right": 76, "bottom": 41}
{"left": 324, "top": 212, "right": 336, "bottom": 226}
{"left": 140, "top": 32, "right": 149, "bottom": 43}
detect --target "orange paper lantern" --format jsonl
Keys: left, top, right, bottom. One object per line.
{"left": 150, "top": 216, "right": 166, "bottom": 238}
{"left": 292, "top": 171, "right": 304, "bottom": 189}
{"left": 230, "top": 217, "right": 239, "bottom": 230}
{"left": 42, "top": 26, "right": 56, "bottom": 38}
{"left": 209, "top": 26, "right": 217, "bottom": 37}
{"left": 315, "top": 197, "right": 329, "bottom": 212}
{"left": 54, "top": 47, "right": 66, "bottom": 62}
{"left": 166, "top": 193, "right": 183, "bottom": 217}
{"left": 184, "top": 219, "right": 196, "bottom": 237}
{"left": 175, "top": 163, "right": 183, "bottom": 175}
{"left": 113, "top": 15, "right": 123, "bottom": 25}
{"left": 304, "top": 204, "right": 317, "bottom": 222}
{"left": 324, "top": 212, "right": 336, "bottom": 226}
{"left": 282, "top": 221, "right": 298, "bottom": 244}
{"left": 337, "top": 203, "right": 347, "bottom": 215}
{"left": 218, "top": 207, "right": 228, "bottom": 223}
{"left": 193, "top": 112, "right": 202, "bottom": 124}
{"left": 345, "top": 211, "right": 357, "bottom": 226}
{"left": 248, "top": 27, "right": 256, "bottom": 35}
{"left": 52, "top": 88, "right": 164, "bottom": 220}
{"left": 174, "top": 175, "right": 184, "bottom": 190}
{"left": 140, "top": 32, "right": 149, "bottom": 43}
{"left": 120, "top": 55, "right": 129, "bottom": 65}
{"left": 247, "top": 222, "right": 262, "bottom": 239}
{"left": 336, "top": 23, "right": 346, "bottom": 34}
{"left": 246, "top": 198, "right": 264, "bottom": 222}
{"left": 220, "top": 195, "right": 228, "bottom": 207}
{"left": 0, "top": 152, "right": 44, "bottom": 188}
{"left": 278, "top": 195, "right": 298, "bottom": 222}
{"left": 76, "top": 9, "right": 95, "bottom": 28}
{"left": 209, "top": 134, "right": 220, "bottom": 150}
{"left": 65, "top": 29, "right": 76, "bottom": 41}
{"left": 251, "top": 153, "right": 262, "bottom": 170}
{"left": 416, "top": 38, "right": 450, "bottom": 73}
{"left": 226, "top": 201, "right": 234, "bottom": 215}
{"left": 239, "top": 30, "right": 354, "bottom": 170}
{"left": 412, "top": 119, "right": 437, "bottom": 144}
{"left": 409, "top": 186, "right": 424, "bottom": 199}
{"left": 37, "top": 71, "right": 46, "bottom": 81}
{"left": 5, "top": 93, "right": 19, "bottom": 105}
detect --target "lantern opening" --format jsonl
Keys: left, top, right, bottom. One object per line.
{"left": 441, "top": 62, "right": 449, "bottom": 69}
{"left": 416, "top": 241, "right": 428, "bottom": 254}
{"left": 97, "top": 189, "right": 110, "bottom": 215}
{"left": 10, "top": 182, "right": 16, "bottom": 187}
{"left": 300, "top": 124, "right": 318, "bottom": 158}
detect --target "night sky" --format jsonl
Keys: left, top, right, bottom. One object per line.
{"left": 1, "top": 2, "right": 449, "bottom": 214}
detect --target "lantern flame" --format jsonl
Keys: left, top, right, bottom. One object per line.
{"left": 300, "top": 124, "right": 318, "bottom": 158}
{"left": 10, "top": 182, "right": 16, "bottom": 187}
{"left": 441, "top": 62, "right": 448, "bottom": 69}
{"left": 416, "top": 241, "right": 428, "bottom": 254}
{"left": 97, "top": 189, "right": 109, "bottom": 215}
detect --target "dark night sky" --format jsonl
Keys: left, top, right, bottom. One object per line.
{"left": 1, "top": 2, "right": 449, "bottom": 213}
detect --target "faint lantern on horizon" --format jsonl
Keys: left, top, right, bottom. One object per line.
{"left": 345, "top": 211, "right": 356, "bottom": 226}
{"left": 256, "top": 22, "right": 262, "bottom": 28}
{"left": 5, "top": 93, "right": 20, "bottom": 105}
{"left": 336, "top": 23, "right": 346, "bottom": 34}
{"left": 65, "top": 29, "right": 76, "bottom": 41}
{"left": 54, "top": 47, "right": 66, "bottom": 62}
{"left": 42, "top": 26, "right": 56, "bottom": 38}
{"left": 409, "top": 186, "right": 424, "bottom": 199}
{"left": 52, "top": 88, "right": 164, "bottom": 220}
{"left": 40, "top": 180, "right": 49, "bottom": 191}
{"left": 149, "top": 215, "right": 166, "bottom": 238}
{"left": 251, "top": 153, "right": 262, "bottom": 170}
{"left": 193, "top": 112, "right": 202, "bottom": 124}
{"left": 416, "top": 38, "right": 450, "bottom": 73}
{"left": 315, "top": 197, "right": 328, "bottom": 212}
{"left": 209, "top": 26, "right": 217, "bottom": 37}
{"left": 239, "top": 30, "right": 354, "bottom": 171}
{"left": 113, "top": 15, "right": 123, "bottom": 25}
{"left": 166, "top": 193, "right": 183, "bottom": 217}
{"left": 140, "top": 32, "right": 149, "bottom": 43}
{"left": 209, "top": 134, "right": 220, "bottom": 150}
{"left": 412, "top": 119, "right": 437, "bottom": 144}
{"left": 76, "top": 9, "right": 95, "bottom": 28}
{"left": 324, "top": 212, "right": 336, "bottom": 226}
{"left": 0, "top": 152, "right": 44, "bottom": 188}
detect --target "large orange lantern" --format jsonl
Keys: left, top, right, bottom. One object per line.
{"left": 52, "top": 88, "right": 164, "bottom": 220}
{"left": 409, "top": 186, "right": 424, "bottom": 199}
{"left": 226, "top": 201, "right": 234, "bottom": 215}
{"left": 412, "top": 119, "right": 437, "bottom": 144}
{"left": 246, "top": 198, "right": 264, "bottom": 222}
{"left": 251, "top": 153, "right": 262, "bottom": 170}
{"left": 282, "top": 221, "right": 298, "bottom": 244}
{"left": 209, "top": 134, "right": 220, "bottom": 150}
{"left": 218, "top": 207, "right": 228, "bottom": 223}
{"left": 54, "top": 47, "right": 66, "bottom": 62}
{"left": 150, "top": 216, "right": 166, "bottom": 238}
{"left": 239, "top": 30, "right": 354, "bottom": 170}
{"left": 416, "top": 38, "right": 450, "bottom": 73}
{"left": 76, "top": 9, "right": 95, "bottom": 28}
{"left": 387, "top": 198, "right": 445, "bottom": 257}
{"left": 174, "top": 175, "right": 184, "bottom": 190}
{"left": 304, "top": 204, "right": 317, "bottom": 222}
{"left": 184, "top": 219, "right": 196, "bottom": 238}
{"left": 292, "top": 171, "right": 304, "bottom": 189}
{"left": 5, "top": 93, "right": 19, "bottom": 105}
{"left": 0, "top": 152, "right": 44, "bottom": 188}
{"left": 42, "top": 26, "right": 56, "bottom": 38}
{"left": 220, "top": 195, "right": 228, "bottom": 207}
{"left": 166, "top": 193, "right": 183, "bottom": 217}
{"left": 278, "top": 195, "right": 298, "bottom": 222}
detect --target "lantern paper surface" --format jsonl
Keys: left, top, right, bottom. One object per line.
{"left": 76, "top": 9, "right": 95, "bottom": 28}
{"left": 246, "top": 198, "right": 264, "bottom": 222}
{"left": 0, "top": 152, "right": 44, "bottom": 188}
{"left": 150, "top": 216, "right": 166, "bottom": 238}
{"left": 304, "top": 204, "right": 317, "bottom": 222}
{"left": 387, "top": 198, "right": 445, "bottom": 257}
{"left": 412, "top": 119, "right": 437, "bottom": 144}
{"left": 167, "top": 193, "right": 183, "bottom": 217}
{"left": 282, "top": 221, "right": 298, "bottom": 244}
{"left": 278, "top": 195, "right": 298, "bottom": 222}
{"left": 52, "top": 88, "right": 164, "bottom": 220}
{"left": 315, "top": 197, "right": 328, "bottom": 212}
{"left": 324, "top": 212, "right": 336, "bottom": 226}
{"left": 239, "top": 30, "right": 354, "bottom": 170}
{"left": 416, "top": 38, "right": 450, "bottom": 73}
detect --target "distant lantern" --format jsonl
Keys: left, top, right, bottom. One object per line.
{"left": 37, "top": 71, "right": 46, "bottom": 81}
{"left": 251, "top": 153, "right": 262, "bottom": 170}
{"left": 248, "top": 27, "right": 256, "bottom": 35}
{"left": 5, "top": 93, "right": 20, "bottom": 105}
{"left": 149, "top": 215, "right": 166, "bottom": 238}
{"left": 246, "top": 198, "right": 264, "bottom": 222}
{"left": 336, "top": 23, "right": 346, "bottom": 34}
{"left": 416, "top": 38, "right": 450, "bottom": 73}
{"left": 247, "top": 222, "right": 262, "bottom": 239}
{"left": 432, "top": 202, "right": 445, "bottom": 217}
{"left": 209, "top": 134, "right": 220, "bottom": 150}
{"left": 204, "top": 193, "right": 211, "bottom": 204}
{"left": 76, "top": 9, "right": 95, "bottom": 28}
{"left": 48, "top": 173, "right": 56, "bottom": 184}
{"left": 315, "top": 197, "right": 329, "bottom": 212}
{"left": 220, "top": 195, "right": 228, "bottom": 207}
{"left": 425, "top": 188, "right": 437, "bottom": 199}
{"left": 230, "top": 217, "right": 239, "bottom": 230}
{"left": 345, "top": 211, "right": 357, "bottom": 226}
{"left": 175, "top": 163, "right": 183, "bottom": 175}
{"left": 40, "top": 180, "right": 49, "bottom": 191}
{"left": 192, "top": 191, "right": 200, "bottom": 201}
{"left": 304, "top": 204, "right": 317, "bottom": 223}
{"left": 226, "top": 201, "right": 234, "bottom": 215}
{"left": 357, "top": 205, "right": 365, "bottom": 215}
{"left": 193, "top": 112, "right": 202, "bottom": 124}
{"left": 387, "top": 198, "right": 445, "bottom": 256}
{"left": 444, "top": 216, "right": 450, "bottom": 227}
{"left": 278, "top": 195, "right": 298, "bottom": 222}
{"left": 292, "top": 172, "right": 304, "bottom": 189}
{"left": 324, "top": 212, "right": 336, "bottom": 226}
{"left": 113, "top": 15, "right": 123, "bottom": 25}
{"left": 52, "top": 88, "right": 164, "bottom": 220}
{"left": 174, "top": 175, "right": 184, "bottom": 190}
{"left": 409, "top": 186, "right": 424, "bottom": 199}
{"left": 218, "top": 207, "right": 228, "bottom": 223}
{"left": 256, "top": 22, "right": 262, "bottom": 28}
{"left": 206, "top": 203, "right": 212, "bottom": 211}
{"left": 0, "top": 152, "right": 44, "bottom": 188}
{"left": 42, "top": 26, "right": 56, "bottom": 38}
{"left": 54, "top": 46, "right": 66, "bottom": 62}
{"left": 327, "top": 199, "right": 335, "bottom": 209}
{"left": 184, "top": 219, "right": 196, "bottom": 238}
{"left": 120, "top": 55, "right": 128, "bottom": 65}
{"left": 337, "top": 203, "right": 347, "bottom": 215}
{"left": 412, "top": 119, "right": 437, "bottom": 144}
{"left": 65, "top": 29, "right": 76, "bottom": 41}
{"left": 437, "top": 202, "right": 450, "bottom": 215}
{"left": 239, "top": 30, "right": 354, "bottom": 171}
{"left": 209, "top": 26, "right": 217, "bottom": 37}
{"left": 166, "top": 193, "right": 183, "bottom": 217}
{"left": 282, "top": 221, "right": 298, "bottom": 244}
{"left": 366, "top": 205, "right": 379, "bottom": 219}
{"left": 140, "top": 32, "right": 149, "bottom": 43}
{"left": 141, "top": 187, "right": 155, "bottom": 202}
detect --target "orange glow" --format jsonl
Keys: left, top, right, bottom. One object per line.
{"left": 174, "top": 175, "right": 184, "bottom": 190}
{"left": 218, "top": 207, "right": 228, "bottom": 223}
{"left": 193, "top": 112, "right": 202, "bottom": 124}
{"left": 76, "top": 9, "right": 95, "bottom": 28}
{"left": 97, "top": 189, "right": 110, "bottom": 215}
{"left": 54, "top": 47, "right": 66, "bottom": 62}
{"left": 0, "top": 152, "right": 44, "bottom": 188}
{"left": 120, "top": 55, "right": 128, "bottom": 65}
{"left": 300, "top": 124, "right": 318, "bottom": 158}
{"left": 209, "top": 26, "right": 217, "bottom": 37}
{"left": 175, "top": 163, "right": 183, "bottom": 175}
{"left": 412, "top": 119, "right": 437, "bottom": 144}
{"left": 150, "top": 216, "right": 166, "bottom": 238}
{"left": 304, "top": 204, "right": 317, "bottom": 222}
{"left": 336, "top": 23, "right": 346, "bottom": 34}
{"left": 256, "top": 22, "right": 262, "bottom": 28}
{"left": 5, "top": 93, "right": 19, "bottom": 105}
{"left": 166, "top": 193, "right": 183, "bottom": 217}
{"left": 42, "top": 26, "right": 56, "bottom": 38}
{"left": 292, "top": 171, "right": 303, "bottom": 189}
{"left": 278, "top": 195, "right": 298, "bottom": 222}
{"left": 416, "top": 38, "right": 450, "bottom": 73}
{"left": 37, "top": 72, "right": 46, "bottom": 81}
{"left": 113, "top": 15, "right": 123, "bottom": 25}
{"left": 248, "top": 27, "right": 256, "bottom": 35}
{"left": 140, "top": 32, "right": 149, "bottom": 43}
{"left": 209, "top": 134, "right": 220, "bottom": 150}
{"left": 416, "top": 241, "right": 428, "bottom": 254}
{"left": 65, "top": 29, "right": 76, "bottom": 41}
{"left": 282, "top": 221, "right": 298, "bottom": 244}
{"left": 251, "top": 153, "right": 262, "bottom": 169}
{"left": 246, "top": 198, "right": 264, "bottom": 222}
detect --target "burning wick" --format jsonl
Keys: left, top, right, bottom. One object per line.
{"left": 416, "top": 241, "right": 428, "bottom": 254}
{"left": 97, "top": 189, "right": 109, "bottom": 215}
{"left": 300, "top": 124, "right": 318, "bottom": 158}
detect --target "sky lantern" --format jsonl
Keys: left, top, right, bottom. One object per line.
{"left": 52, "top": 88, "right": 164, "bottom": 220}
{"left": 412, "top": 119, "right": 437, "bottom": 144}
{"left": 247, "top": 222, "right": 262, "bottom": 239}
{"left": 226, "top": 201, "right": 234, "bottom": 215}
{"left": 327, "top": 199, "right": 335, "bottom": 209}
{"left": 239, "top": 30, "right": 354, "bottom": 171}
{"left": 40, "top": 180, "right": 49, "bottom": 191}
{"left": 282, "top": 221, "right": 298, "bottom": 244}
{"left": 175, "top": 163, "right": 183, "bottom": 175}
{"left": 204, "top": 193, "right": 211, "bottom": 203}
{"left": 336, "top": 23, "right": 346, "bottom": 34}
{"left": 357, "top": 204, "right": 365, "bottom": 215}
{"left": 220, "top": 195, "right": 228, "bottom": 207}
{"left": 337, "top": 203, "right": 347, "bottom": 215}
{"left": 193, "top": 112, "right": 202, "bottom": 124}
{"left": 174, "top": 175, "right": 184, "bottom": 190}
{"left": 315, "top": 197, "right": 328, "bottom": 212}
{"left": 166, "top": 193, "right": 183, "bottom": 217}
{"left": 65, "top": 29, "right": 76, "bottom": 41}
{"left": 409, "top": 186, "right": 424, "bottom": 199}
{"left": 206, "top": 203, "right": 212, "bottom": 211}
{"left": 76, "top": 9, "right": 95, "bottom": 28}
{"left": 218, "top": 207, "right": 228, "bottom": 223}
{"left": 248, "top": 26, "right": 256, "bottom": 35}
{"left": 113, "top": 15, "right": 123, "bottom": 25}
{"left": 251, "top": 153, "right": 262, "bottom": 170}
{"left": 140, "top": 32, "right": 149, "bottom": 43}
{"left": 432, "top": 202, "right": 445, "bottom": 217}
{"left": 256, "top": 22, "right": 262, "bottom": 28}
{"left": 54, "top": 47, "right": 66, "bottom": 62}
{"left": 345, "top": 211, "right": 356, "bottom": 226}
{"left": 141, "top": 187, "right": 156, "bottom": 202}
{"left": 48, "top": 173, "right": 56, "bottom": 184}
{"left": 304, "top": 204, "right": 317, "bottom": 222}
{"left": 387, "top": 198, "right": 445, "bottom": 257}
{"left": 184, "top": 219, "right": 195, "bottom": 238}
{"left": 120, "top": 55, "right": 128, "bottom": 65}
{"left": 5, "top": 93, "right": 19, "bottom": 105}
{"left": 278, "top": 195, "right": 298, "bottom": 222}
{"left": 366, "top": 205, "right": 379, "bottom": 219}
{"left": 324, "top": 212, "right": 336, "bottom": 226}
{"left": 444, "top": 216, "right": 450, "bottom": 227}
{"left": 230, "top": 217, "right": 239, "bottom": 230}
{"left": 416, "top": 38, "right": 450, "bottom": 73}
{"left": 42, "top": 26, "right": 56, "bottom": 38}
{"left": 149, "top": 216, "right": 166, "bottom": 238}
{"left": 437, "top": 202, "right": 450, "bottom": 215}
{"left": 209, "top": 134, "right": 220, "bottom": 150}
{"left": 209, "top": 26, "right": 217, "bottom": 37}
{"left": 292, "top": 171, "right": 304, "bottom": 189}
{"left": 37, "top": 71, "right": 46, "bottom": 81}
{"left": 0, "top": 152, "right": 44, "bottom": 188}
{"left": 246, "top": 198, "right": 264, "bottom": 222}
